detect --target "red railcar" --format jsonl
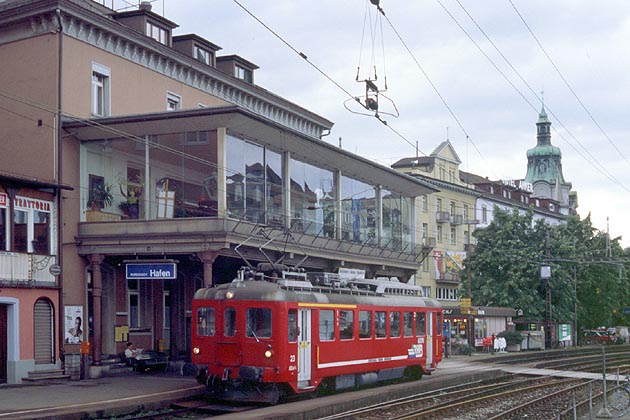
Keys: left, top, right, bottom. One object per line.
{"left": 192, "top": 267, "right": 442, "bottom": 404}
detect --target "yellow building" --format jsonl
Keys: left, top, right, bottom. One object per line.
{"left": 392, "top": 141, "right": 479, "bottom": 309}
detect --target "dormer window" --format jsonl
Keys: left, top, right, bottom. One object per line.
{"left": 234, "top": 64, "right": 253, "bottom": 83}
{"left": 194, "top": 45, "right": 212, "bottom": 65}
{"left": 147, "top": 21, "right": 168, "bottom": 44}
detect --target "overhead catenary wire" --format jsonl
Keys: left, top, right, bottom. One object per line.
{"left": 438, "top": 0, "right": 630, "bottom": 194}
{"left": 508, "top": 0, "right": 630, "bottom": 171}
{"left": 377, "top": 5, "right": 498, "bottom": 181}
{"left": 230, "top": 0, "right": 425, "bottom": 155}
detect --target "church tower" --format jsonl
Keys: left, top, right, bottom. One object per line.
{"left": 524, "top": 104, "right": 576, "bottom": 215}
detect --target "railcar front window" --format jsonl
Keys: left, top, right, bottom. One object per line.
{"left": 375, "top": 311, "right": 386, "bottom": 338}
{"left": 340, "top": 310, "right": 354, "bottom": 340}
{"left": 288, "top": 309, "right": 298, "bottom": 342}
{"left": 319, "top": 310, "right": 334, "bottom": 341}
{"left": 359, "top": 310, "right": 372, "bottom": 338}
{"left": 390, "top": 312, "right": 401, "bottom": 337}
{"left": 224, "top": 307, "right": 236, "bottom": 337}
{"left": 416, "top": 312, "right": 426, "bottom": 336}
{"left": 246, "top": 308, "right": 272, "bottom": 338}
{"left": 197, "top": 307, "right": 215, "bottom": 336}
{"left": 403, "top": 312, "right": 413, "bottom": 337}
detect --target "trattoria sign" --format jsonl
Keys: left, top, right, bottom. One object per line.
{"left": 0, "top": 193, "right": 52, "bottom": 211}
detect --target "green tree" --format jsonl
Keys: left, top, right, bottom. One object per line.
{"left": 466, "top": 207, "right": 629, "bottom": 331}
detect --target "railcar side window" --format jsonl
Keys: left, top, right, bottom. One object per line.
{"left": 375, "top": 311, "right": 386, "bottom": 338}
{"left": 436, "top": 312, "right": 442, "bottom": 335}
{"left": 403, "top": 312, "right": 413, "bottom": 337}
{"left": 340, "top": 310, "right": 354, "bottom": 340}
{"left": 224, "top": 307, "right": 236, "bottom": 337}
{"left": 197, "top": 307, "right": 215, "bottom": 336}
{"left": 288, "top": 309, "right": 298, "bottom": 342}
{"left": 359, "top": 310, "right": 372, "bottom": 338}
{"left": 416, "top": 312, "right": 426, "bottom": 336}
{"left": 319, "top": 310, "right": 334, "bottom": 341}
{"left": 390, "top": 311, "right": 401, "bottom": 337}
{"left": 246, "top": 308, "right": 272, "bottom": 338}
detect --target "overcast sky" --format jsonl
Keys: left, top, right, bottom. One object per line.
{"left": 147, "top": 0, "right": 629, "bottom": 247}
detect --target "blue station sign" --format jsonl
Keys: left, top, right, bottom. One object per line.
{"left": 126, "top": 263, "right": 177, "bottom": 280}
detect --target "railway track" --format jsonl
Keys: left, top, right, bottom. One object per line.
{"left": 320, "top": 376, "right": 584, "bottom": 420}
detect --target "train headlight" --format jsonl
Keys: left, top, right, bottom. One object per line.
{"left": 225, "top": 290, "right": 234, "bottom": 299}
{"left": 193, "top": 347, "right": 200, "bottom": 355}
{"left": 264, "top": 344, "right": 273, "bottom": 358}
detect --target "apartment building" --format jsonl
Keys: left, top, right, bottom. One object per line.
{"left": 392, "top": 141, "right": 478, "bottom": 307}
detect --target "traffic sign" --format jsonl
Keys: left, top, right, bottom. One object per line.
{"left": 49, "top": 264, "right": 62, "bottom": 276}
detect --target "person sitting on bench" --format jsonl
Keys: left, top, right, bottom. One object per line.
{"left": 124, "top": 341, "right": 144, "bottom": 369}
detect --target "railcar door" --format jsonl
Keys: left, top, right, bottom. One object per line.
{"left": 426, "top": 311, "right": 433, "bottom": 367}
{"left": 297, "top": 308, "right": 312, "bottom": 386}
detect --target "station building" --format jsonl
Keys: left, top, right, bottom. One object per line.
{"left": 0, "top": 0, "right": 438, "bottom": 382}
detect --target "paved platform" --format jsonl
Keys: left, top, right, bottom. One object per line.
{"left": 0, "top": 371, "right": 204, "bottom": 420}
{"left": 0, "top": 353, "right": 626, "bottom": 420}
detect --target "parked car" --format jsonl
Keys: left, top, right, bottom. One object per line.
{"left": 581, "top": 330, "right": 615, "bottom": 345}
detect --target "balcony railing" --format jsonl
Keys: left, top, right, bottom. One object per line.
{"left": 436, "top": 211, "right": 450, "bottom": 223}
{"left": 450, "top": 214, "right": 463, "bottom": 225}
{"left": 436, "top": 271, "right": 461, "bottom": 284}
{"left": 0, "top": 252, "right": 57, "bottom": 287}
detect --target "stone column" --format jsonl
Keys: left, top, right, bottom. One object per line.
{"left": 88, "top": 254, "right": 104, "bottom": 366}
{"left": 197, "top": 251, "right": 218, "bottom": 288}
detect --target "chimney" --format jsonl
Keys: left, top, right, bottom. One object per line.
{"left": 139, "top": 1, "right": 152, "bottom": 11}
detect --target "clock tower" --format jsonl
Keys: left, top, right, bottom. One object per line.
{"left": 524, "top": 104, "right": 576, "bottom": 215}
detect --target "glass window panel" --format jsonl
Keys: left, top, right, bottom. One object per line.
{"left": 0, "top": 208, "right": 6, "bottom": 251}
{"left": 245, "top": 142, "right": 264, "bottom": 223}
{"left": 197, "top": 307, "right": 215, "bottom": 336}
{"left": 226, "top": 136, "right": 246, "bottom": 218}
{"left": 319, "top": 310, "right": 334, "bottom": 341}
{"left": 13, "top": 210, "right": 27, "bottom": 253}
{"left": 339, "top": 310, "right": 354, "bottom": 340}
{"left": 266, "top": 150, "right": 283, "bottom": 226}
{"left": 403, "top": 312, "right": 413, "bottom": 337}
{"left": 289, "top": 159, "right": 335, "bottom": 237}
{"left": 340, "top": 176, "right": 376, "bottom": 245}
{"left": 375, "top": 311, "right": 386, "bottom": 338}
{"left": 359, "top": 310, "right": 372, "bottom": 338}
{"left": 390, "top": 311, "right": 401, "bottom": 337}
{"left": 224, "top": 307, "right": 236, "bottom": 337}
{"left": 129, "top": 293, "right": 139, "bottom": 328}
{"left": 288, "top": 309, "right": 297, "bottom": 342}
{"left": 416, "top": 312, "right": 426, "bottom": 336}
{"left": 32, "top": 210, "right": 50, "bottom": 254}
{"left": 246, "top": 307, "right": 272, "bottom": 338}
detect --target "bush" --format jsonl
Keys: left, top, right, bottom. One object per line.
{"left": 498, "top": 330, "right": 524, "bottom": 346}
{"left": 452, "top": 342, "right": 475, "bottom": 355}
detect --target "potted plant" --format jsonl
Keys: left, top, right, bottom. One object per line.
{"left": 498, "top": 330, "right": 524, "bottom": 352}
{"left": 87, "top": 182, "right": 114, "bottom": 210}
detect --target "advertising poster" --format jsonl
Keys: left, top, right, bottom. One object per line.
{"left": 65, "top": 305, "right": 84, "bottom": 344}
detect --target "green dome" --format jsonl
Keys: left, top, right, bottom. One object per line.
{"left": 527, "top": 144, "right": 561, "bottom": 158}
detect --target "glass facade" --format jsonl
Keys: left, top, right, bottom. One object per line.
{"left": 290, "top": 159, "right": 335, "bottom": 237}
{"left": 80, "top": 128, "right": 419, "bottom": 254}
{"left": 340, "top": 176, "right": 376, "bottom": 245}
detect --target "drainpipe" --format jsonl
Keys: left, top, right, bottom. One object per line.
{"left": 55, "top": 7, "right": 65, "bottom": 369}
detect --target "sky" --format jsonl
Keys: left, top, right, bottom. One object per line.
{"left": 137, "top": 0, "right": 629, "bottom": 246}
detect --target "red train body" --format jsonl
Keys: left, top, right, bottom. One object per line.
{"left": 192, "top": 268, "right": 442, "bottom": 404}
